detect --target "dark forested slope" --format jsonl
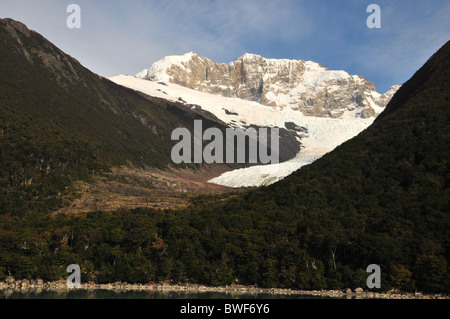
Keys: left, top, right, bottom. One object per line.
{"left": 0, "top": 18, "right": 237, "bottom": 216}
{"left": 233, "top": 39, "right": 450, "bottom": 292}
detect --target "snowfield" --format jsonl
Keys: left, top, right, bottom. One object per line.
{"left": 110, "top": 75, "right": 375, "bottom": 187}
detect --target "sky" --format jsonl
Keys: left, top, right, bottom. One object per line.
{"left": 0, "top": 0, "right": 449, "bottom": 93}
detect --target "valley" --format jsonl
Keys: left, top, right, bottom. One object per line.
{"left": 0, "top": 16, "right": 448, "bottom": 296}
{"left": 53, "top": 165, "right": 238, "bottom": 215}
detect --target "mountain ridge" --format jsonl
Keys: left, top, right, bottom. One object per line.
{"left": 136, "top": 51, "right": 400, "bottom": 119}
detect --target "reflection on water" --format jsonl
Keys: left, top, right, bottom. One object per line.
{"left": 0, "top": 289, "right": 329, "bottom": 299}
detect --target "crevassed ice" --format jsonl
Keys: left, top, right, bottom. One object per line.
{"left": 109, "top": 75, "right": 375, "bottom": 188}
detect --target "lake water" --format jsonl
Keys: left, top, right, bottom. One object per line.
{"left": 0, "top": 289, "right": 331, "bottom": 299}
{"left": 0, "top": 289, "right": 348, "bottom": 318}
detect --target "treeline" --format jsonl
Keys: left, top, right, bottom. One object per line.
{"left": 0, "top": 188, "right": 448, "bottom": 294}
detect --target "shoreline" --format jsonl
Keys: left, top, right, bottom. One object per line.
{"left": 0, "top": 278, "right": 448, "bottom": 299}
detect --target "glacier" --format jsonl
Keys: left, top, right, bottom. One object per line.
{"left": 110, "top": 75, "right": 376, "bottom": 187}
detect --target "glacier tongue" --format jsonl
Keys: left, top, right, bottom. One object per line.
{"left": 208, "top": 156, "right": 322, "bottom": 188}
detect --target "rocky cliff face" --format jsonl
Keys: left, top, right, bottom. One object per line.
{"left": 137, "top": 52, "right": 400, "bottom": 118}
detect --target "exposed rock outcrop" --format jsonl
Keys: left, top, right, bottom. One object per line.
{"left": 137, "top": 52, "right": 400, "bottom": 118}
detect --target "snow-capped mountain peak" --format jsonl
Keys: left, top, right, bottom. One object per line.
{"left": 136, "top": 52, "right": 399, "bottom": 119}
{"left": 136, "top": 51, "right": 199, "bottom": 81}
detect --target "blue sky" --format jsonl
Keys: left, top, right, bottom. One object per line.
{"left": 1, "top": 0, "right": 449, "bottom": 93}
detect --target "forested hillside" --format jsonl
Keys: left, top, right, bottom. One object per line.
{"left": 0, "top": 18, "right": 237, "bottom": 217}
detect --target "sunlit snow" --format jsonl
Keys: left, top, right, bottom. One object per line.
{"left": 110, "top": 75, "right": 375, "bottom": 188}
